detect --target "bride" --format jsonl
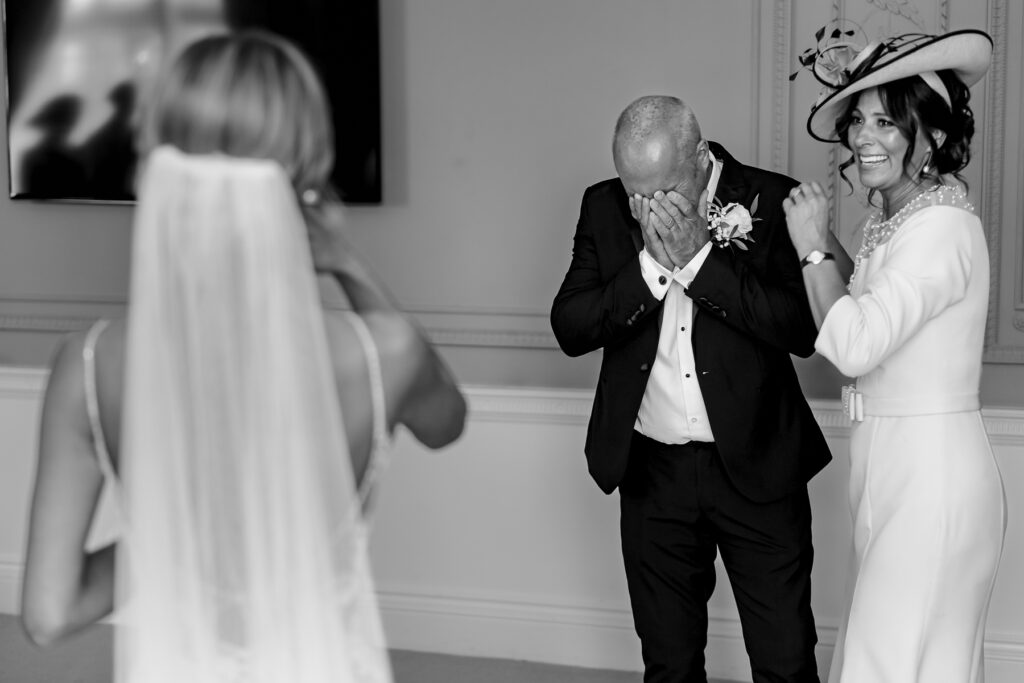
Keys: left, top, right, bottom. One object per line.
{"left": 20, "top": 30, "right": 466, "bottom": 682}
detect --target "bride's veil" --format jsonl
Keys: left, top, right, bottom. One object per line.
{"left": 116, "top": 145, "right": 392, "bottom": 682}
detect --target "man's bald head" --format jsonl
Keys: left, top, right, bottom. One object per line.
{"left": 612, "top": 95, "right": 709, "bottom": 198}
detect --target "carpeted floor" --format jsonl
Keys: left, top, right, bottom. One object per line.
{"left": 0, "top": 613, "right": 736, "bottom": 682}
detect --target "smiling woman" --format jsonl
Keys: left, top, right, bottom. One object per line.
{"left": 783, "top": 29, "right": 1005, "bottom": 683}
{"left": 834, "top": 70, "right": 974, "bottom": 220}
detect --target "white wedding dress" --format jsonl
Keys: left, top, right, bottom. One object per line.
{"left": 85, "top": 148, "right": 395, "bottom": 683}
{"left": 815, "top": 193, "right": 1006, "bottom": 683}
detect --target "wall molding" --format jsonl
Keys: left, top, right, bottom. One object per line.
{"left": 754, "top": 0, "right": 791, "bottom": 174}
{"left": 467, "top": 386, "right": 1024, "bottom": 444}
{"left": 375, "top": 582, "right": 831, "bottom": 677}
{"left": 376, "top": 584, "right": 1024, "bottom": 677}
{"left": 0, "top": 366, "right": 47, "bottom": 399}
{"left": 0, "top": 314, "right": 563, "bottom": 351}
{"left": 3, "top": 368, "right": 1023, "bottom": 441}
{"left": 11, "top": 301, "right": 1024, "bottom": 356}
{"left": 0, "top": 561, "right": 21, "bottom": 617}
{"left": 983, "top": 0, "right": 1010, "bottom": 353}
{"left": 0, "top": 300, "right": 564, "bottom": 350}
{"left": 986, "top": 344, "right": 1024, "bottom": 365}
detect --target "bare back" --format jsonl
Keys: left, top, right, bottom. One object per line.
{"left": 80, "top": 309, "right": 421, "bottom": 488}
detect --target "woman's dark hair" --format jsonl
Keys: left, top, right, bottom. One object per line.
{"left": 833, "top": 69, "right": 975, "bottom": 199}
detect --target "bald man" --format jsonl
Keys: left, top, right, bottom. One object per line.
{"left": 551, "top": 96, "right": 830, "bottom": 682}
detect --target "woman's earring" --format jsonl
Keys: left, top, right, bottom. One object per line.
{"left": 921, "top": 150, "right": 933, "bottom": 177}
{"left": 301, "top": 188, "right": 321, "bottom": 206}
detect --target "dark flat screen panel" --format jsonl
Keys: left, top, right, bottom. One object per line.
{"left": 2, "top": 0, "right": 381, "bottom": 203}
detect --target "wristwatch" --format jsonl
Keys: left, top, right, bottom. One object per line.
{"left": 800, "top": 249, "right": 835, "bottom": 268}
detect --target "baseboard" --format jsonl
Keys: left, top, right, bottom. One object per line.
{"left": 2, "top": 568, "right": 1022, "bottom": 680}
{"left": 376, "top": 585, "right": 640, "bottom": 671}
{"left": 0, "top": 560, "right": 21, "bottom": 618}
{"left": 375, "top": 583, "right": 781, "bottom": 678}
{"left": 374, "top": 585, "right": 1024, "bottom": 681}
{"left": 4, "top": 369, "right": 1024, "bottom": 437}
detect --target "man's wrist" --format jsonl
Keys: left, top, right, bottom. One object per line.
{"left": 639, "top": 249, "right": 675, "bottom": 299}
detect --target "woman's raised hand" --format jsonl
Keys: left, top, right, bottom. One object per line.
{"left": 782, "top": 181, "right": 831, "bottom": 256}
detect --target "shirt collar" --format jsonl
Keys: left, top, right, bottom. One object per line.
{"left": 705, "top": 148, "right": 723, "bottom": 204}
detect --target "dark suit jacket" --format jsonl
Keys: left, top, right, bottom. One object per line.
{"left": 551, "top": 142, "right": 831, "bottom": 502}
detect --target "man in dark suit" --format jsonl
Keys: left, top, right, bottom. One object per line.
{"left": 551, "top": 95, "right": 831, "bottom": 683}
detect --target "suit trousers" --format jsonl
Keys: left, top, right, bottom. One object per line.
{"left": 619, "top": 432, "right": 819, "bottom": 683}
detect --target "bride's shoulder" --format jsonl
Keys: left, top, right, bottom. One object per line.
{"left": 49, "top": 318, "right": 125, "bottom": 376}
{"left": 322, "top": 310, "right": 421, "bottom": 377}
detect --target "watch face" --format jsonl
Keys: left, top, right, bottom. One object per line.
{"left": 802, "top": 250, "right": 833, "bottom": 267}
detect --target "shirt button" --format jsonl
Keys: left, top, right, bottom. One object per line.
{"left": 680, "top": 326, "right": 686, "bottom": 332}
{"left": 658, "top": 275, "right": 667, "bottom": 285}
{"left": 690, "top": 417, "right": 698, "bottom": 423}
{"left": 639, "top": 303, "right": 646, "bottom": 312}
{"left": 640, "top": 363, "right": 650, "bottom": 372}
{"left": 685, "top": 373, "right": 691, "bottom": 378}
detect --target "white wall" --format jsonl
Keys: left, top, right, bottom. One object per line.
{"left": 5, "top": 0, "right": 1024, "bottom": 402}
{"left": 2, "top": 368, "right": 1022, "bottom": 681}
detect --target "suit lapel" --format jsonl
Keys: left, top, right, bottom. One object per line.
{"left": 707, "top": 142, "right": 748, "bottom": 206}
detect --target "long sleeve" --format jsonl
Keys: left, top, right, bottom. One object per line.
{"left": 551, "top": 185, "right": 660, "bottom": 357}
{"left": 815, "top": 206, "right": 974, "bottom": 378}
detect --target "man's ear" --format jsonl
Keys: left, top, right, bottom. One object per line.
{"left": 696, "top": 139, "right": 710, "bottom": 163}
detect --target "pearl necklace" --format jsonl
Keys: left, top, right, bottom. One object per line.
{"left": 848, "top": 184, "right": 973, "bottom": 290}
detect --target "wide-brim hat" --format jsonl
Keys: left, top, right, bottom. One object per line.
{"left": 806, "top": 29, "right": 993, "bottom": 143}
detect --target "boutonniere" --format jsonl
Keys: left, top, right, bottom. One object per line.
{"left": 706, "top": 194, "right": 760, "bottom": 250}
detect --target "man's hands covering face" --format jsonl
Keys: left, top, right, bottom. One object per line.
{"left": 629, "top": 189, "right": 711, "bottom": 271}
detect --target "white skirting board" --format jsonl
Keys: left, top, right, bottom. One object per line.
{"left": 2, "top": 369, "right": 1022, "bottom": 681}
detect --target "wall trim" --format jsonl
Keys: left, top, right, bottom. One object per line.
{"left": 753, "top": 0, "right": 791, "bottom": 174}
{"left": 468, "top": 387, "right": 1024, "bottom": 442}
{"left": 986, "top": 344, "right": 1024, "bottom": 365}
{"left": 0, "top": 308, "right": 563, "bottom": 350}
{"left": 983, "top": 0, "right": 1010, "bottom": 353}
{"left": 0, "top": 315, "right": 98, "bottom": 334}
{"left": 0, "top": 366, "right": 47, "bottom": 399}
{"left": 0, "top": 561, "right": 21, "bottom": 618}
{"left": 425, "top": 327, "right": 557, "bottom": 350}
{"left": 376, "top": 585, "right": 1024, "bottom": 676}
{"left": 375, "top": 582, "right": 828, "bottom": 676}
{"left": 3, "top": 369, "right": 1023, "bottom": 441}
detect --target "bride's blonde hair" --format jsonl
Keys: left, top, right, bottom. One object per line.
{"left": 138, "top": 30, "right": 334, "bottom": 197}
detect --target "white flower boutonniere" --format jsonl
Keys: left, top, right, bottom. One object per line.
{"left": 706, "top": 194, "right": 760, "bottom": 250}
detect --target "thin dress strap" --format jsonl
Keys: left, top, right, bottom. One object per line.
{"left": 83, "top": 319, "right": 117, "bottom": 484}
{"left": 346, "top": 313, "right": 390, "bottom": 507}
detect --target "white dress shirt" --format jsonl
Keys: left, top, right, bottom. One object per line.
{"left": 633, "top": 154, "right": 723, "bottom": 444}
